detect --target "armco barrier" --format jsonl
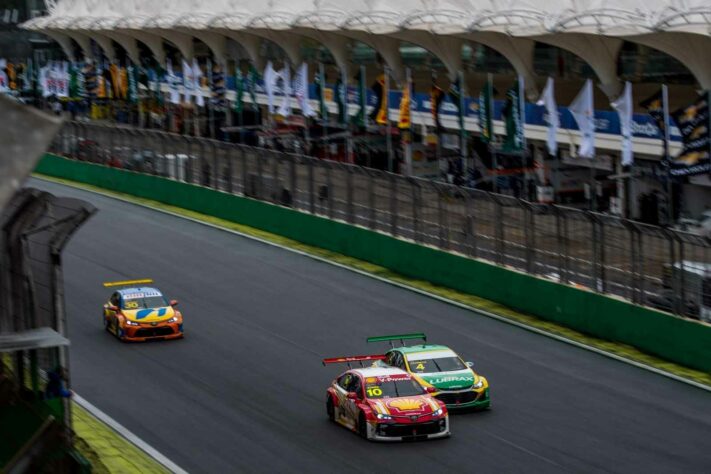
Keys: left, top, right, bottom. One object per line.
{"left": 36, "top": 154, "right": 711, "bottom": 373}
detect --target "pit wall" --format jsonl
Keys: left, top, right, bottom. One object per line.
{"left": 36, "top": 154, "right": 711, "bottom": 373}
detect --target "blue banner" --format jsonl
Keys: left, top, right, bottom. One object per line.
{"left": 209, "top": 74, "right": 681, "bottom": 142}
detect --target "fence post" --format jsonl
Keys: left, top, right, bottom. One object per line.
{"left": 390, "top": 175, "right": 398, "bottom": 236}
{"left": 638, "top": 229, "right": 646, "bottom": 305}
{"left": 523, "top": 202, "right": 534, "bottom": 274}
{"left": 240, "top": 146, "right": 248, "bottom": 196}
{"left": 494, "top": 196, "right": 504, "bottom": 265}
{"left": 464, "top": 191, "right": 477, "bottom": 257}
{"left": 554, "top": 206, "right": 567, "bottom": 284}
{"left": 627, "top": 221, "right": 639, "bottom": 303}
{"left": 211, "top": 140, "right": 219, "bottom": 189}
{"left": 326, "top": 163, "right": 334, "bottom": 219}
{"left": 667, "top": 231, "right": 680, "bottom": 315}
{"left": 411, "top": 179, "right": 420, "bottom": 244}
{"left": 598, "top": 217, "right": 607, "bottom": 293}
{"left": 346, "top": 167, "right": 354, "bottom": 224}
{"left": 226, "top": 145, "right": 234, "bottom": 194}
{"left": 436, "top": 184, "right": 447, "bottom": 249}
{"left": 368, "top": 172, "right": 376, "bottom": 229}
{"left": 271, "top": 152, "right": 279, "bottom": 204}
{"left": 256, "top": 148, "right": 264, "bottom": 200}
{"left": 290, "top": 155, "right": 297, "bottom": 210}
{"left": 308, "top": 158, "right": 315, "bottom": 214}
{"left": 679, "top": 241, "right": 687, "bottom": 316}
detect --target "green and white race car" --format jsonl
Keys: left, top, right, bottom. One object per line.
{"left": 369, "top": 333, "right": 490, "bottom": 411}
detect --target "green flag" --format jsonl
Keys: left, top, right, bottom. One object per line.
{"left": 69, "top": 63, "right": 79, "bottom": 98}
{"left": 479, "top": 78, "right": 493, "bottom": 144}
{"left": 234, "top": 66, "right": 244, "bottom": 114}
{"left": 315, "top": 66, "right": 328, "bottom": 120}
{"left": 502, "top": 79, "right": 523, "bottom": 152}
{"left": 353, "top": 65, "right": 367, "bottom": 127}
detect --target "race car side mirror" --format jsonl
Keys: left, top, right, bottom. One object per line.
{"left": 424, "top": 386, "right": 437, "bottom": 394}
{"left": 465, "top": 361, "right": 474, "bottom": 368}
{"left": 107, "top": 305, "right": 119, "bottom": 312}
{"left": 347, "top": 392, "right": 358, "bottom": 400}
{"left": 170, "top": 300, "right": 179, "bottom": 306}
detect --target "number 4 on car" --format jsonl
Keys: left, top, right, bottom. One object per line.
{"left": 368, "top": 333, "right": 490, "bottom": 411}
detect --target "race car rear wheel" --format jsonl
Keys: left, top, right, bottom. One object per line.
{"left": 358, "top": 412, "right": 368, "bottom": 439}
{"left": 326, "top": 396, "right": 335, "bottom": 422}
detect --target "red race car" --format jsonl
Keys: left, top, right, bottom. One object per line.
{"left": 324, "top": 355, "right": 450, "bottom": 441}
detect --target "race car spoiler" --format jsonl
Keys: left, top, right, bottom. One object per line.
{"left": 322, "top": 354, "right": 386, "bottom": 368}
{"left": 103, "top": 279, "right": 154, "bottom": 288}
{"left": 367, "top": 333, "right": 427, "bottom": 347}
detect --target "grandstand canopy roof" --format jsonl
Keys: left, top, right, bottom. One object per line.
{"left": 26, "top": 1, "right": 711, "bottom": 91}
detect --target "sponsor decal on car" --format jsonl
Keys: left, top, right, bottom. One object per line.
{"left": 387, "top": 398, "right": 424, "bottom": 411}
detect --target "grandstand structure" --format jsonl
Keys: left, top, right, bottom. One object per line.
{"left": 19, "top": 1, "right": 711, "bottom": 221}
{"left": 22, "top": 0, "right": 711, "bottom": 100}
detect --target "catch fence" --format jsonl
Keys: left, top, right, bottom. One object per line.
{"left": 50, "top": 121, "right": 711, "bottom": 321}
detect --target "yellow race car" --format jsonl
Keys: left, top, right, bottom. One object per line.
{"left": 102, "top": 279, "right": 183, "bottom": 342}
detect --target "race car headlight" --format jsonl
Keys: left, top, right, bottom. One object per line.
{"left": 376, "top": 413, "right": 392, "bottom": 420}
{"left": 167, "top": 317, "right": 179, "bottom": 323}
{"left": 433, "top": 408, "right": 444, "bottom": 417}
{"left": 125, "top": 320, "right": 139, "bottom": 326}
{"left": 473, "top": 378, "right": 484, "bottom": 389}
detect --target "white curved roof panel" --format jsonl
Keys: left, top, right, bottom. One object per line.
{"left": 23, "top": 0, "right": 711, "bottom": 38}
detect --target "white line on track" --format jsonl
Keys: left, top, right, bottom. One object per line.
{"left": 36, "top": 176, "right": 711, "bottom": 394}
{"left": 73, "top": 394, "right": 189, "bottom": 474}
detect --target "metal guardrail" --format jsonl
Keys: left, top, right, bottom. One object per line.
{"left": 50, "top": 121, "right": 711, "bottom": 322}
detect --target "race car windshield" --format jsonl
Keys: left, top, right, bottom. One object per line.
{"left": 408, "top": 357, "right": 466, "bottom": 373}
{"left": 121, "top": 296, "right": 168, "bottom": 309}
{"left": 364, "top": 380, "right": 424, "bottom": 399}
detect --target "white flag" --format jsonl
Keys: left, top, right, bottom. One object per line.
{"left": 182, "top": 59, "right": 193, "bottom": 102}
{"left": 277, "top": 65, "right": 292, "bottom": 117}
{"left": 193, "top": 58, "right": 204, "bottom": 107}
{"left": 0, "top": 59, "right": 9, "bottom": 92}
{"left": 611, "top": 81, "right": 633, "bottom": 166}
{"left": 58, "top": 61, "right": 69, "bottom": 98}
{"left": 569, "top": 79, "right": 595, "bottom": 159}
{"left": 167, "top": 60, "right": 181, "bottom": 105}
{"left": 38, "top": 64, "right": 48, "bottom": 97}
{"left": 264, "top": 61, "right": 277, "bottom": 114}
{"left": 294, "top": 62, "right": 314, "bottom": 117}
{"left": 536, "top": 77, "right": 559, "bottom": 156}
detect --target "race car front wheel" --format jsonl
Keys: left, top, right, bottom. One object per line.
{"left": 358, "top": 412, "right": 368, "bottom": 439}
{"left": 326, "top": 396, "right": 335, "bottom": 422}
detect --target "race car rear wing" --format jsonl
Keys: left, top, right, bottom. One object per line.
{"left": 322, "top": 354, "right": 386, "bottom": 368}
{"left": 103, "top": 279, "right": 154, "bottom": 288}
{"left": 366, "top": 333, "right": 427, "bottom": 347}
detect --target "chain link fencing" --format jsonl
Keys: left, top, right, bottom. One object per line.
{"left": 50, "top": 121, "right": 711, "bottom": 322}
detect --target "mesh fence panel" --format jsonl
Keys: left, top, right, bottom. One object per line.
{"left": 52, "top": 122, "right": 711, "bottom": 322}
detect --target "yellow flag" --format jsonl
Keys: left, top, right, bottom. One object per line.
{"left": 375, "top": 74, "right": 388, "bottom": 125}
{"left": 119, "top": 67, "right": 128, "bottom": 99}
{"left": 398, "top": 79, "right": 411, "bottom": 129}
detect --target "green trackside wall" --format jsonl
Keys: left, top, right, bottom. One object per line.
{"left": 36, "top": 154, "right": 711, "bottom": 373}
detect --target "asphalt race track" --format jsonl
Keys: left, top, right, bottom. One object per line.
{"left": 32, "top": 178, "right": 711, "bottom": 474}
